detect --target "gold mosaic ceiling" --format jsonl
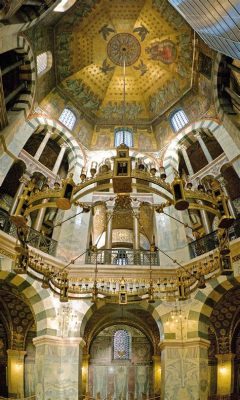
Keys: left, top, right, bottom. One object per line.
{"left": 55, "top": 0, "right": 193, "bottom": 124}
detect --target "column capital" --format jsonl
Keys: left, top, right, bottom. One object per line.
{"left": 82, "top": 354, "right": 90, "bottom": 361}
{"left": 194, "top": 131, "right": 202, "bottom": 139}
{"left": 106, "top": 207, "right": 114, "bottom": 216}
{"left": 216, "top": 353, "right": 236, "bottom": 361}
{"left": 159, "top": 337, "right": 210, "bottom": 350}
{"left": 19, "top": 171, "right": 32, "bottom": 182}
{"left": 132, "top": 207, "right": 140, "bottom": 216}
{"left": 218, "top": 176, "right": 226, "bottom": 186}
{"left": 19, "top": 176, "right": 29, "bottom": 185}
{"left": 33, "top": 335, "right": 86, "bottom": 348}
{"left": 7, "top": 349, "right": 27, "bottom": 359}
{"left": 152, "top": 354, "right": 161, "bottom": 362}
{"left": 179, "top": 143, "right": 188, "bottom": 152}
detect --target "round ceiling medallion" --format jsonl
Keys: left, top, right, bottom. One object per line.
{"left": 107, "top": 33, "right": 141, "bottom": 66}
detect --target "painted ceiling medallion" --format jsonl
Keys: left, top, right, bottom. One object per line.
{"left": 107, "top": 33, "right": 141, "bottom": 66}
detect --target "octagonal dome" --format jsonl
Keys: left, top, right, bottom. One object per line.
{"left": 55, "top": 0, "right": 193, "bottom": 124}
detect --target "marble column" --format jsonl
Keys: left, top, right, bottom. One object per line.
{"left": 133, "top": 209, "right": 140, "bottom": 250}
{"left": 34, "top": 131, "right": 52, "bottom": 161}
{"left": 0, "top": 68, "right": 8, "bottom": 130}
{"left": 33, "top": 335, "right": 85, "bottom": 400}
{"left": 10, "top": 172, "right": 31, "bottom": 215}
{"left": 160, "top": 339, "right": 209, "bottom": 400}
{"left": 152, "top": 354, "right": 161, "bottom": 396}
{"left": 33, "top": 198, "right": 49, "bottom": 231}
{"left": 197, "top": 200, "right": 211, "bottom": 234}
{"left": 216, "top": 353, "right": 235, "bottom": 396}
{"left": 195, "top": 133, "right": 213, "bottom": 164}
{"left": 105, "top": 209, "right": 113, "bottom": 264}
{"left": 1, "top": 60, "right": 23, "bottom": 76}
{"left": 7, "top": 349, "right": 26, "bottom": 398}
{"left": 232, "top": 158, "right": 240, "bottom": 178}
{"left": 227, "top": 63, "right": 240, "bottom": 74}
{"left": 105, "top": 209, "right": 113, "bottom": 249}
{"left": 218, "top": 176, "right": 236, "bottom": 218}
{"left": 33, "top": 144, "right": 67, "bottom": 231}
{"left": 52, "top": 143, "right": 67, "bottom": 175}
{"left": 179, "top": 145, "right": 194, "bottom": 176}
{"left": 82, "top": 354, "right": 90, "bottom": 395}
{"left": 225, "top": 87, "right": 240, "bottom": 106}
{"left": 5, "top": 82, "right": 26, "bottom": 105}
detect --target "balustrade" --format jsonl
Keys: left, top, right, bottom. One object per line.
{"left": 189, "top": 217, "right": 240, "bottom": 258}
{"left": 86, "top": 248, "right": 159, "bottom": 266}
{"left": 0, "top": 210, "right": 57, "bottom": 256}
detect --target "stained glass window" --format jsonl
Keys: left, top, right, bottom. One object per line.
{"left": 59, "top": 108, "right": 76, "bottom": 130}
{"left": 113, "top": 329, "right": 130, "bottom": 360}
{"left": 170, "top": 109, "right": 189, "bottom": 133}
{"left": 115, "top": 128, "right": 133, "bottom": 147}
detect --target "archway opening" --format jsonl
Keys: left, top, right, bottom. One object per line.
{"left": 89, "top": 324, "right": 153, "bottom": 400}
{"left": 82, "top": 304, "right": 161, "bottom": 400}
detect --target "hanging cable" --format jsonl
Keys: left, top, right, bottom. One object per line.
{"left": 53, "top": 206, "right": 115, "bottom": 277}
{"left": 122, "top": 51, "right": 126, "bottom": 144}
{"left": 162, "top": 210, "right": 193, "bottom": 231}
{"left": 131, "top": 207, "right": 193, "bottom": 278}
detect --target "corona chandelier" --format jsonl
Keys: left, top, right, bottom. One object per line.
{"left": 11, "top": 51, "right": 235, "bottom": 304}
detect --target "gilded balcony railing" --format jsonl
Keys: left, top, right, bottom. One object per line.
{"left": 0, "top": 210, "right": 57, "bottom": 256}
{"left": 189, "top": 217, "right": 240, "bottom": 258}
{"left": 85, "top": 248, "right": 160, "bottom": 266}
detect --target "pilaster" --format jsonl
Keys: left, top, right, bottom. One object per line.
{"left": 160, "top": 338, "right": 209, "bottom": 400}
{"left": 33, "top": 335, "right": 85, "bottom": 400}
{"left": 7, "top": 349, "right": 26, "bottom": 398}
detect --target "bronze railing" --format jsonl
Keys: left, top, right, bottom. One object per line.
{"left": 85, "top": 248, "right": 160, "bottom": 266}
{"left": 189, "top": 217, "right": 240, "bottom": 258}
{"left": 0, "top": 210, "right": 57, "bottom": 256}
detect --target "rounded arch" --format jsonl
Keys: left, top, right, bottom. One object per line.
{"left": 26, "top": 115, "right": 86, "bottom": 174}
{"left": 186, "top": 276, "right": 240, "bottom": 341}
{"left": 14, "top": 34, "right": 36, "bottom": 117}
{"left": 1, "top": 114, "right": 85, "bottom": 185}
{"left": 80, "top": 301, "right": 162, "bottom": 355}
{"left": 0, "top": 271, "right": 57, "bottom": 336}
{"left": 0, "top": 34, "right": 36, "bottom": 119}
{"left": 163, "top": 119, "right": 236, "bottom": 178}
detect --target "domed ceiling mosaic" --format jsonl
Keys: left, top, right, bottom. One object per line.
{"left": 55, "top": 0, "right": 193, "bottom": 124}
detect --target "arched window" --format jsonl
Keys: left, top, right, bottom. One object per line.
{"left": 113, "top": 329, "right": 130, "bottom": 360}
{"left": 37, "top": 51, "right": 52, "bottom": 76}
{"left": 170, "top": 109, "right": 189, "bottom": 133}
{"left": 59, "top": 108, "right": 76, "bottom": 130}
{"left": 54, "top": 0, "right": 76, "bottom": 12}
{"left": 114, "top": 128, "right": 133, "bottom": 147}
